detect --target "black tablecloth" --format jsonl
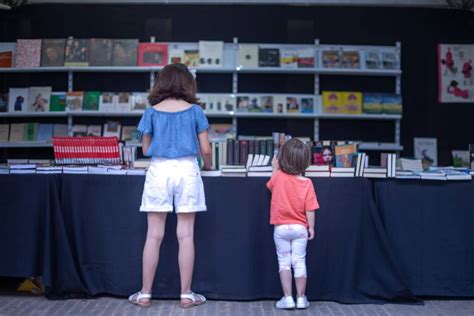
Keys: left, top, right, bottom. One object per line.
{"left": 374, "top": 180, "right": 474, "bottom": 297}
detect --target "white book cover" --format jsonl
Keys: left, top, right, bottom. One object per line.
{"left": 131, "top": 92, "right": 149, "bottom": 111}
{"left": 280, "top": 47, "right": 298, "bottom": 69}
{"left": 246, "top": 154, "right": 254, "bottom": 170}
{"left": 114, "top": 93, "right": 132, "bottom": 112}
{"left": 66, "top": 92, "right": 84, "bottom": 112}
{"left": 8, "top": 88, "right": 29, "bottom": 112}
{"left": 252, "top": 154, "right": 261, "bottom": 166}
{"left": 72, "top": 124, "right": 87, "bottom": 137}
{"left": 305, "top": 171, "right": 331, "bottom": 177}
{"left": 262, "top": 155, "right": 271, "bottom": 165}
{"left": 273, "top": 95, "right": 287, "bottom": 114}
{"left": 201, "top": 170, "right": 222, "bottom": 177}
{"left": 247, "top": 171, "right": 272, "bottom": 177}
{"left": 330, "top": 172, "right": 354, "bottom": 177}
{"left": 238, "top": 44, "right": 258, "bottom": 68}
{"left": 199, "top": 41, "right": 224, "bottom": 68}
{"left": 414, "top": 137, "right": 438, "bottom": 167}
{"left": 99, "top": 92, "right": 116, "bottom": 112}
{"left": 168, "top": 49, "right": 184, "bottom": 64}
{"left": 28, "top": 86, "right": 52, "bottom": 112}
{"left": 0, "top": 124, "right": 9, "bottom": 141}
{"left": 103, "top": 121, "right": 122, "bottom": 138}
{"left": 87, "top": 125, "right": 102, "bottom": 136}
{"left": 256, "top": 155, "right": 266, "bottom": 166}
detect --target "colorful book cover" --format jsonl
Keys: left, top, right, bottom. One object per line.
{"left": 341, "top": 50, "right": 360, "bottom": 69}
{"left": 365, "top": 50, "right": 382, "bottom": 69}
{"left": 199, "top": 41, "right": 224, "bottom": 68}
{"left": 258, "top": 48, "right": 280, "bottom": 67}
{"left": 24, "top": 122, "right": 39, "bottom": 141}
{"left": 300, "top": 97, "right": 314, "bottom": 113}
{"left": 297, "top": 47, "right": 315, "bottom": 68}
{"left": 64, "top": 39, "right": 89, "bottom": 67}
{"left": 40, "top": 39, "right": 65, "bottom": 67}
{"left": 14, "top": 39, "right": 41, "bottom": 68}
{"left": 280, "top": 48, "right": 298, "bottom": 68}
{"left": 113, "top": 39, "right": 138, "bottom": 66}
{"left": 322, "top": 49, "right": 340, "bottom": 68}
{"left": 208, "top": 123, "right": 236, "bottom": 142}
{"left": 335, "top": 143, "right": 358, "bottom": 168}
{"left": 260, "top": 96, "right": 273, "bottom": 113}
{"left": 121, "top": 126, "right": 139, "bottom": 142}
{"left": 322, "top": 91, "right": 343, "bottom": 113}
{"left": 36, "top": 124, "right": 54, "bottom": 141}
{"left": 382, "top": 94, "right": 402, "bottom": 114}
{"left": 363, "top": 93, "right": 383, "bottom": 114}
{"left": 0, "top": 93, "right": 7, "bottom": 112}
{"left": 286, "top": 97, "right": 300, "bottom": 113}
{"left": 248, "top": 96, "right": 262, "bottom": 112}
{"left": 132, "top": 92, "right": 149, "bottom": 111}
{"left": 312, "top": 141, "right": 335, "bottom": 166}
{"left": 83, "top": 91, "right": 100, "bottom": 111}
{"left": 341, "top": 92, "right": 362, "bottom": 114}
{"left": 50, "top": 92, "right": 66, "bottom": 111}
{"left": 28, "top": 86, "right": 52, "bottom": 112}
{"left": 238, "top": 44, "right": 258, "bottom": 68}
{"left": 414, "top": 137, "right": 437, "bottom": 167}
{"left": 168, "top": 48, "right": 184, "bottom": 64}
{"left": 89, "top": 38, "right": 114, "bottom": 66}
{"left": 66, "top": 91, "right": 84, "bottom": 111}
{"left": 0, "top": 42, "right": 16, "bottom": 68}
{"left": 8, "top": 88, "right": 29, "bottom": 112}
{"left": 237, "top": 96, "right": 250, "bottom": 112}
{"left": 183, "top": 49, "right": 199, "bottom": 68}
{"left": 138, "top": 43, "right": 168, "bottom": 67}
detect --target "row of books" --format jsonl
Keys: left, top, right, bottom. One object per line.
{"left": 0, "top": 122, "right": 137, "bottom": 142}
{"left": 1, "top": 164, "right": 146, "bottom": 175}
{"left": 322, "top": 91, "right": 402, "bottom": 115}
{"left": 0, "top": 39, "right": 399, "bottom": 70}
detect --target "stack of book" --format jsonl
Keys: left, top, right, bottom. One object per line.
{"left": 330, "top": 167, "right": 354, "bottom": 177}
{"left": 305, "top": 165, "right": 330, "bottom": 177}
{"left": 220, "top": 165, "right": 247, "bottom": 177}
{"left": 363, "top": 166, "right": 387, "bottom": 178}
{"left": 9, "top": 163, "right": 36, "bottom": 174}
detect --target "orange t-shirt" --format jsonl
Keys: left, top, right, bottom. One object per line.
{"left": 266, "top": 170, "right": 319, "bottom": 227}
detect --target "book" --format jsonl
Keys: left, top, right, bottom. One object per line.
{"left": 66, "top": 91, "right": 84, "bottom": 111}
{"left": 121, "top": 126, "right": 139, "bottom": 142}
{"left": 28, "top": 86, "right": 52, "bottom": 112}
{"left": 183, "top": 49, "right": 199, "bottom": 67}
{"left": 9, "top": 123, "right": 26, "bottom": 141}
{"left": 335, "top": 143, "right": 358, "bottom": 168}
{"left": 300, "top": 97, "right": 314, "bottom": 113}
{"left": 238, "top": 44, "right": 258, "bottom": 68}
{"left": 131, "top": 92, "right": 149, "bottom": 111}
{"left": 0, "top": 93, "right": 7, "bottom": 112}
{"left": 8, "top": 88, "right": 29, "bottom": 112}
{"left": 138, "top": 43, "right": 168, "bottom": 67}
{"left": 322, "top": 49, "right": 340, "bottom": 68}
{"left": 115, "top": 93, "right": 132, "bottom": 111}
{"left": 50, "top": 92, "right": 66, "bottom": 111}
{"left": 201, "top": 170, "right": 222, "bottom": 177}
{"left": 64, "top": 38, "right": 89, "bottom": 67}
{"left": 83, "top": 91, "right": 100, "bottom": 111}
{"left": 260, "top": 96, "right": 273, "bottom": 113}
{"left": 72, "top": 124, "right": 87, "bottom": 137}
{"left": 258, "top": 48, "right": 280, "bottom": 67}
{"left": 363, "top": 93, "right": 383, "bottom": 114}
{"left": 382, "top": 51, "right": 400, "bottom": 69}
{"left": 199, "top": 41, "right": 224, "bottom": 68}
{"left": 0, "top": 124, "right": 9, "bottom": 141}
{"left": 24, "top": 123, "right": 38, "bottom": 141}
{"left": 53, "top": 124, "right": 69, "bottom": 137}
{"left": 322, "top": 91, "right": 343, "bottom": 113}
{"left": 341, "top": 92, "right": 362, "bottom": 114}
{"left": 237, "top": 96, "right": 250, "bottom": 112}
{"left": 365, "top": 50, "right": 382, "bottom": 69}
{"left": 40, "top": 39, "right": 65, "bottom": 67}
{"left": 248, "top": 96, "right": 262, "bottom": 112}
{"left": 274, "top": 95, "right": 286, "bottom": 113}
{"left": 89, "top": 38, "right": 114, "bottom": 66}
{"left": 297, "top": 47, "right": 315, "bottom": 68}
{"left": 280, "top": 47, "right": 298, "bottom": 68}
{"left": 414, "top": 137, "right": 437, "bottom": 167}
{"left": 223, "top": 96, "right": 236, "bottom": 111}
{"left": 470, "top": 144, "right": 474, "bottom": 170}
{"left": 87, "top": 125, "right": 102, "bottom": 136}
{"left": 113, "top": 39, "right": 138, "bottom": 66}
{"left": 0, "top": 42, "right": 15, "bottom": 68}
{"left": 103, "top": 121, "right": 122, "bottom": 138}
{"left": 15, "top": 39, "right": 41, "bottom": 68}
{"left": 209, "top": 123, "right": 236, "bottom": 142}
{"left": 36, "top": 124, "right": 54, "bottom": 141}
{"left": 168, "top": 48, "right": 184, "bottom": 64}
{"left": 99, "top": 92, "right": 115, "bottom": 112}
{"left": 382, "top": 94, "right": 402, "bottom": 114}
{"left": 341, "top": 50, "right": 360, "bottom": 68}
{"left": 286, "top": 97, "right": 300, "bottom": 113}
{"left": 305, "top": 171, "right": 330, "bottom": 177}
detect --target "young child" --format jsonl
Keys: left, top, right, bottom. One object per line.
{"left": 267, "top": 138, "right": 319, "bottom": 309}
{"left": 128, "top": 63, "right": 212, "bottom": 309}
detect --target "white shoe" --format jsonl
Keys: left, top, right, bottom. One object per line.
{"left": 296, "top": 295, "right": 310, "bottom": 309}
{"left": 275, "top": 296, "right": 295, "bottom": 309}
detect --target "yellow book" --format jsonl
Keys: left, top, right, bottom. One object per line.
{"left": 341, "top": 92, "right": 362, "bottom": 114}
{"left": 322, "top": 91, "right": 343, "bottom": 114}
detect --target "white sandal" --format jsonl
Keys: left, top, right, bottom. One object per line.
{"left": 128, "top": 291, "right": 152, "bottom": 308}
{"left": 179, "top": 291, "right": 207, "bottom": 309}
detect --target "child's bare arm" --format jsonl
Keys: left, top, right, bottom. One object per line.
{"left": 198, "top": 130, "right": 212, "bottom": 170}
{"left": 141, "top": 134, "right": 152, "bottom": 156}
{"left": 306, "top": 211, "right": 315, "bottom": 240}
{"left": 271, "top": 156, "right": 280, "bottom": 174}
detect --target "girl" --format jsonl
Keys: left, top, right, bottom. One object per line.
{"left": 267, "top": 138, "right": 319, "bottom": 309}
{"left": 128, "top": 63, "right": 212, "bottom": 309}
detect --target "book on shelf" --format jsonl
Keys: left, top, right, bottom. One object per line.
{"left": 209, "top": 123, "right": 235, "bottom": 142}
{"left": 201, "top": 170, "right": 222, "bottom": 177}
{"left": 89, "top": 38, "right": 114, "bottom": 66}
{"left": 322, "top": 49, "right": 340, "bottom": 68}
{"left": 341, "top": 92, "right": 362, "bottom": 115}
{"left": 414, "top": 137, "right": 437, "bottom": 167}
{"left": 451, "top": 150, "right": 470, "bottom": 168}
{"left": 183, "top": 49, "right": 199, "bottom": 67}
{"left": 103, "top": 121, "right": 121, "bottom": 138}
{"left": 9, "top": 123, "right": 25, "bottom": 141}
{"left": 199, "top": 41, "right": 224, "bottom": 68}
{"left": 382, "top": 94, "right": 402, "bottom": 114}
{"left": 260, "top": 96, "right": 273, "bottom": 113}
{"left": 363, "top": 93, "right": 383, "bottom": 114}
{"left": 300, "top": 97, "right": 314, "bottom": 113}
{"left": 87, "top": 125, "right": 102, "bottom": 137}
{"left": 15, "top": 39, "right": 41, "bottom": 68}
{"left": 126, "top": 169, "right": 147, "bottom": 176}
{"left": 247, "top": 171, "right": 272, "bottom": 177}
{"left": 306, "top": 165, "right": 330, "bottom": 172}
{"left": 121, "top": 126, "right": 139, "bottom": 142}
{"left": 334, "top": 143, "right": 357, "bottom": 168}
{"left": 381, "top": 51, "right": 400, "bottom": 70}
{"left": 273, "top": 95, "right": 286, "bottom": 113}
{"left": 280, "top": 47, "right": 298, "bottom": 68}
{"left": 286, "top": 97, "right": 300, "bottom": 113}
{"left": 113, "top": 39, "right": 138, "bottom": 66}
{"left": 66, "top": 91, "right": 84, "bottom": 111}
{"left": 341, "top": 50, "right": 360, "bottom": 69}
{"left": 258, "top": 48, "right": 280, "bottom": 67}
{"left": 40, "top": 39, "right": 66, "bottom": 67}
{"left": 24, "top": 123, "right": 38, "bottom": 141}
{"left": 28, "top": 86, "right": 52, "bottom": 112}
{"left": 237, "top": 96, "right": 249, "bottom": 112}
{"left": 114, "top": 93, "right": 132, "bottom": 112}
{"left": 53, "top": 124, "right": 69, "bottom": 137}
{"left": 0, "top": 124, "right": 9, "bottom": 141}
{"left": 248, "top": 96, "right": 262, "bottom": 112}
{"left": 64, "top": 38, "right": 89, "bottom": 67}
{"left": 50, "top": 92, "right": 67, "bottom": 111}
{"left": 8, "top": 88, "right": 29, "bottom": 112}
{"left": 138, "top": 43, "right": 168, "bottom": 67}
{"left": 354, "top": 152, "right": 366, "bottom": 177}
{"left": 322, "top": 91, "right": 343, "bottom": 114}
{"left": 330, "top": 172, "right": 354, "bottom": 177}
{"left": 365, "top": 50, "right": 382, "bottom": 69}
{"left": 0, "top": 42, "right": 16, "bottom": 68}
{"left": 0, "top": 93, "right": 7, "bottom": 112}
{"left": 36, "top": 123, "right": 54, "bottom": 142}
{"left": 238, "top": 44, "right": 258, "bottom": 68}
{"left": 168, "top": 48, "right": 184, "bottom": 64}
{"left": 305, "top": 171, "right": 331, "bottom": 177}
{"left": 363, "top": 172, "right": 387, "bottom": 179}
{"left": 83, "top": 91, "right": 100, "bottom": 111}
{"left": 399, "top": 158, "right": 423, "bottom": 172}
{"left": 72, "top": 124, "right": 87, "bottom": 137}
{"left": 132, "top": 92, "right": 149, "bottom": 111}
{"left": 99, "top": 92, "right": 115, "bottom": 112}
{"left": 297, "top": 47, "right": 315, "bottom": 68}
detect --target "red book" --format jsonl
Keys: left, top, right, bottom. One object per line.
{"left": 138, "top": 43, "right": 168, "bottom": 66}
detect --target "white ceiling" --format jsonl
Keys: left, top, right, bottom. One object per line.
{"left": 27, "top": 0, "right": 449, "bottom": 8}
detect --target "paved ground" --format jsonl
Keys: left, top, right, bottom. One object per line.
{"left": 1, "top": 294, "right": 474, "bottom": 316}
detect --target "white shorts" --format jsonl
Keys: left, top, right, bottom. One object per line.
{"left": 139, "top": 156, "right": 207, "bottom": 213}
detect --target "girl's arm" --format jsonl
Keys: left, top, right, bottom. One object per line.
{"left": 141, "top": 134, "right": 152, "bottom": 156}
{"left": 306, "top": 211, "right": 315, "bottom": 240}
{"left": 198, "top": 130, "right": 212, "bottom": 170}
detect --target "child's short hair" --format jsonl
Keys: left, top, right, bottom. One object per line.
{"left": 278, "top": 138, "right": 311, "bottom": 175}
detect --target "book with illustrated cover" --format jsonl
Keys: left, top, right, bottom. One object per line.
{"left": 0, "top": 42, "right": 16, "bottom": 68}
{"left": 322, "top": 91, "right": 343, "bottom": 113}
{"left": 87, "top": 125, "right": 102, "bottom": 136}
{"left": 300, "top": 97, "right": 314, "bottom": 113}
{"left": 15, "top": 39, "right": 41, "bottom": 68}
{"left": 341, "top": 92, "right": 362, "bottom": 114}
{"left": 238, "top": 44, "right": 258, "bottom": 68}
{"left": 0, "top": 93, "right": 7, "bottom": 112}
{"left": 365, "top": 50, "right": 382, "bottom": 69}
{"left": 89, "top": 38, "right": 114, "bottom": 66}
{"left": 274, "top": 95, "right": 286, "bottom": 113}
{"left": 53, "top": 124, "right": 68, "bottom": 137}
{"left": 24, "top": 123, "right": 38, "bottom": 141}
{"left": 72, "top": 124, "right": 88, "bottom": 137}
{"left": 50, "top": 92, "right": 66, "bottom": 111}
{"left": 36, "top": 124, "right": 54, "bottom": 141}
{"left": 103, "top": 121, "right": 122, "bottom": 138}
{"left": 248, "top": 96, "right": 262, "bottom": 112}
{"left": 223, "top": 96, "right": 236, "bottom": 111}
{"left": 209, "top": 123, "right": 236, "bottom": 142}
{"left": 113, "top": 39, "right": 138, "bottom": 66}
{"left": 28, "top": 86, "right": 52, "bottom": 112}
{"left": 260, "top": 96, "right": 273, "bottom": 113}
{"left": 258, "top": 48, "right": 280, "bottom": 67}
{"left": 9, "top": 123, "right": 26, "bottom": 141}
{"left": 83, "top": 91, "right": 100, "bottom": 111}
{"left": 99, "top": 92, "right": 115, "bottom": 112}
{"left": 382, "top": 51, "right": 400, "bottom": 69}
{"left": 40, "top": 39, "right": 65, "bottom": 67}
{"left": 335, "top": 143, "right": 358, "bottom": 168}
{"left": 132, "top": 92, "right": 149, "bottom": 111}
{"left": 121, "top": 126, "right": 139, "bottom": 142}
{"left": 199, "top": 41, "right": 224, "bottom": 68}
{"left": 65, "top": 39, "right": 89, "bottom": 66}
{"left": 115, "top": 92, "right": 132, "bottom": 112}
{"left": 414, "top": 137, "right": 437, "bottom": 167}
{"left": 0, "top": 124, "right": 9, "bottom": 141}
{"left": 237, "top": 96, "right": 250, "bottom": 112}
{"left": 322, "top": 49, "right": 340, "bottom": 68}
{"left": 382, "top": 94, "right": 402, "bottom": 114}
{"left": 8, "top": 88, "right": 29, "bottom": 112}
{"left": 138, "top": 43, "right": 168, "bottom": 67}
{"left": 183, "top": 49, "right": 199, "bottom": 67}
{"left": 341, "top": 50, "right": 360, "bottom": 68}
{"left": 363, "top": 93, "right": 383, "bottom": 114}
{"left": 168, "top": 48, "right": 184, "bottom": 64}
{"left": 286, "top": 97, "right": 300, "bottom": 113}
{"left": 280, "top": 48, "right": 298, "bottom": 68}
{"left": 312, "top": 141, "right": 336, "bottom": 166}
{"left": 297, "top": 47, "right": 315, "bottom": 68}
{"left": 66, "top": 91, "right": 84, "bottom": 111}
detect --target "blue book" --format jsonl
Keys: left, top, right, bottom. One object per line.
{"left": 36, "top": 123, "right": 54, "bottom": 141}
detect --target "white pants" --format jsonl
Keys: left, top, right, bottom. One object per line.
{"left": 274, "top": 224, "right": 308, "bottom": 278}
{"left": 140, "top": 156, "right": 207, "bottom": 213}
